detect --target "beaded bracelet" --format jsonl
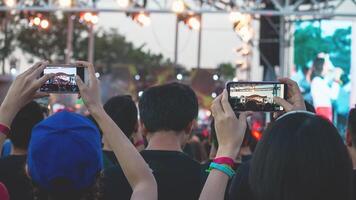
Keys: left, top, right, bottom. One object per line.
{"left": 206, "top": 162, "right": 236, "bottom": 179}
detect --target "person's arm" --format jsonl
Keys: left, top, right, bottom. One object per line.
{"left": 199, "top": 90, "right": 250, "bottom": 200}
{"left": 0, "top": 61, "right": 52, "bottom": 154}
{"left": 75, "top": 61, "right": 157, "bottom": 200}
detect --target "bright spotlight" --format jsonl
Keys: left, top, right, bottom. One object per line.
{"left": 176, "top": 73, "right": 183, "bottom": 80}
{"left": 187, "top": 16, "right": 200, "bottom": 30}
{"left": 239, "top": 26, "right": 253, "bottom": 42}
{"left": 138, "top": 91, "right": 144, "bottom": 97}
{"left": 132, "top": 12, "right": 151, "bottom": 26}
{"left": 172, "top": 0, "right": 185, "bottom": 13}
{"left": 91, "top": 15, "right": 99, "bottom": 24}
{"left": 211, "top": 92, "right": 217, "bottom": 98}
{"left": 33, "top": 17, "right": 41, "bottom": 26}
{"left": 117, "top": 0, "right": 130, "bottom": 8}
{"left": 59, "top": 0, "right": 71, "bottom": 7}
{"left": 40, "top": 19, "right": 49, "bottom": 29}
{"left": 95, "top": 72, "right": 100, "bottom": 78}
{"left": 4, "top": 0, "right": 16, "bottom": 7}
{"left": 83, "top": 12, "right": 93, "bottom": 22}
{"left": 213, "top": 74, "right": 219, "bottom": 81}
{"left": 134, "top": 74, "right": 141, "bottom": 80}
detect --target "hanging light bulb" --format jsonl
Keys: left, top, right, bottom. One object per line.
{"left": 172, "top": 0, "right": 185, "bottom": 13}
{"left": 186, "top": 16, "right": 200, "bottom": 30}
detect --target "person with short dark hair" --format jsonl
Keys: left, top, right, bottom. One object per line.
{"left": 0, "top": 61, "right": 157, "bottom": 200}
{"left": 0, "top": 101, "right": 43, "bottom": 200}
{"left": 345, "top": 108, "right": 356, "bottom": 199}
{"left": 101, "top": 95, "right": 140, "bottom": 167}
{"left": 103, "top": 82, "right": 204, "bottom": 200}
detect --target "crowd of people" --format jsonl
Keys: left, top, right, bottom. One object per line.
{"left": 0, "top": 61, "right": 355, "bottom": 200}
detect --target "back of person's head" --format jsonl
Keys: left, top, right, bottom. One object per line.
{"left": 103, "top": 95, "right": 138, "bottom": 138}
{"left": 311, "top": 57, "right": 325, "bottom": 79}
{"left": 139, "top": 82, "right": 198, "bottom": 133}
{"left": 28, "top": 111, "right": 103, "bottom": 199}
{"left": 10, "top": 101, "right": 43, "bottom": 150}
{"left": 348, "top": 108, "right": 356, "bottom": 146}
{"left": 249, "top": 112, "right": 353, "bottom": 200}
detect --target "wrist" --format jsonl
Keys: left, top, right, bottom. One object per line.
{"left": 216, "top": 147, "right": 239, "bottom": 159}
{"left": 0, "top": 102, "right": 18, "bottom": 127}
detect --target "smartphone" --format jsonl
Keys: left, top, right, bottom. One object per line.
{"left": 227, "top": 82, "right": 287, "bottom": 112}
{"left": 40, "top": 64, "right": 85, "bottom": 93}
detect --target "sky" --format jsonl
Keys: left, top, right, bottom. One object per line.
{"left": 96, "top": 0, "right": 242, "bottom": 69}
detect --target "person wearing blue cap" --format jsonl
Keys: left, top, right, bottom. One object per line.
{"left": 0, "top": 61, "right": 157, "bottom": 200}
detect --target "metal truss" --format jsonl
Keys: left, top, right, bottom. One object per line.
{"left": 0, "top": 0, "right": 355, "bottom": 17}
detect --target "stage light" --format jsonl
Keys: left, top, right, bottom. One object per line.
{"left": 211, "top": 92, "right": 217, "bottom": 98}
{"left": 172, "top": 0, "right": 185, "bottom": 13}
{"left": 91, "top": 14, "right": 99, "bottom": 24}
{"left": 59, "top": 0, "right": 71, "bottom": 7}
{"left": 138, "top": 91, "right": 144, "bottom": 97}
{"left": 10, "top": 68, "right": 17, "bottom": 76}
{"left": 134, "top": 74, "right": 141, "bottom": 80}
{"left": 176, "top": 73, "right": 183, "bottom": 80}
{"left": 95, "top": 72, "right": 100, "bottom": 78}
{"left": 33, "top": 17, "right": 41, "bottom": 26}
{"left": 186, "top": 16, "right": 200, "bottom": 30}
{"left": 117, "top": 0, "right": 130, "bottom": 8}
{"left": 134, "top": 12, "right": 151, "bottom": 26}
{"left": 83, "top": 12, "right": 93, "bottom": 22}
{"left": 4, "top": 0, "right": 16, "bottom": 7}
{"left": 40, "top": 19, "right": 49, "bottom": 29}
{"left": 239, "top": 26, "right": 253, "bottom": 42}
{"left": 213, "top": 74, "right": 219, "bottom": 81}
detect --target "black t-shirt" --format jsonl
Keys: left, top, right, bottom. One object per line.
{"left": 103, "top": 150, "right": 206, "bottom": 200}
{"left": 0, "top": 155, "right": 33, "bottom": 200}
{"left": 353, "top": 170, "right": 356, "bottom": 200}
{"left": 228, "top": 161, "right": 254, "bottom": 200}
{"left": 103, "top": 150, "right": 119, "bottom": 169}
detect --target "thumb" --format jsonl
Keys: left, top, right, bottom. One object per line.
{"left": 274, "top": 96, "right": 292, "bottom": 112}
{"left": 76, "top": 75, "right": 86, "bottom": 92}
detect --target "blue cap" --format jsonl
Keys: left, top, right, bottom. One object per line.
{"left": 28, "top": 111, "right": 103, "bottom": 191}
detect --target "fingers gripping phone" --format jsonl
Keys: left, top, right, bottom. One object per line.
{"left": 40, "top": 64, "right": 87, "bottom": 93}
{"left": 227, "top": 82, "right": 287, "bottom": 112}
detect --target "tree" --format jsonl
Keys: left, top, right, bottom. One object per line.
{"left": 217, "top": 62, "right": 236, "bottom": 80}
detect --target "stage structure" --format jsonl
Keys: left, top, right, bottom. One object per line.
{"left": 1, "top": 0, "right": 356, "bottom": 80}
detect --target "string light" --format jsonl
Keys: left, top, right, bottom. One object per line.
{"left": 33, "top": 17, "right": 41, "bottom": 26}
{"left": 186, "top": 15, "right": 200, "bottom": 30}
{"left": 80, "top": 12, "right": 99, "bottom": 25}
{"left": 40, "top": 19, "right": 50, "bottom": 29}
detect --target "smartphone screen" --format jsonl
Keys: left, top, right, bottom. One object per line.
{"left": 227, "top": 82, "right": 287, "bottom": 112}
{"left": 40, "top": 65, "right": 84, "bottom": 93}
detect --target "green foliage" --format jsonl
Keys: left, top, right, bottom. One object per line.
{"left": 217, "top": 62, "right": 235, "bottom": 80}
{"left": 294, "top": 23, "right": 351, "bottom": 74}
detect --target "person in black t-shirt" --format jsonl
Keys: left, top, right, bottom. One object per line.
{"left": 0, "top": 101, "right": 44, "bottom": 200}
{"left": 346, "top": 108, "right": 356, "bottom": 199}
{"left": 103, "top": 82, "right": 204, "bottom": 200}
{"left": 102, "top": 95, "right": 141, "bottom": 168}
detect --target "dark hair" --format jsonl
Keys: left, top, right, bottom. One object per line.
{"left": 10, "top": 101, "right": 43, "bottom": 150}
{"left": 348, "top": 108, "right": 356, "bottom": 146}
{"left": 311, "top": 57, "right": 325, "bottom": 79}
{"left": 249, "top": 112, "right": 353, "bottom": 200}
{"left": 138, "top": 82, "right": 198, "bottom": 133}
{"left": 103, "top": 95, "right": 138, "bottom": 138}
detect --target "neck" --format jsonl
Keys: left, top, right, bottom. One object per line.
{"left": 11, "top": 147, "right": 27, "bottom": 156}
{"left": 348, "top": 147, "right": 356, "bottom": 170}
{"left": 146, "top": 130, "right": 185, "bottom": 152}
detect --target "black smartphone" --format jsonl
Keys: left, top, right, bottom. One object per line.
{"left": 227, "top": 82, "right": 287, "bottom": 112}
{"left": 40, "top": 64, "right": 85, "bottom": 93}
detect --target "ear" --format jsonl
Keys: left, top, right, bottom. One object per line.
{"left": 139, "top": 120, "right": 149, "bottom": 137}
{"left": 346, "top": 130, "right": 353, "bottom": 147}
{"left": 184, "top": 120, "right": 196, "bottom": 135}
